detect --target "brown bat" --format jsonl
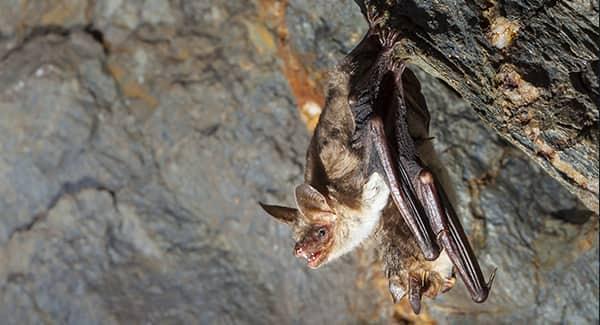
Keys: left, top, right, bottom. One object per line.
{"left": 260, "top": 3, "right": 495, "bottom": 314}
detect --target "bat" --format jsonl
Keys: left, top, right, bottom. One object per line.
{"left": 259, "top": 2, "right": 495, "bottom": 314}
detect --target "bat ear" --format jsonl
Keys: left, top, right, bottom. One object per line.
{"left": 294, "top": 184, "right": 334, "bottom": 221}
{"left": 259, "top": 202, "right": 298, "bottom": 224}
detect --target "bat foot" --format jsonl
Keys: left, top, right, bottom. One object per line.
{"left": 364, "top": 4, "right": 399, "bottom": 49}
{"left": 388, "top": 269, "right": 452, "bottom": 314}
{"left": 378, "top": 28, "right": 399, "bottom": 49}
{"left": 388, "top": 58, "right": 406, "bottom": 76}
{"left": 366, "top": 4, "right": 386, "bottom": 29}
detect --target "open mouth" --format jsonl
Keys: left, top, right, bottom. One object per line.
{"left": 306, "top": 251, "right": 322, "bottom": 268}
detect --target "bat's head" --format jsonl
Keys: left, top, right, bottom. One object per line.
{"left": 259, "top": 184, "right": 337, "bottom": 269}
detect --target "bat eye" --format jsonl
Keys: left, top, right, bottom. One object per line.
{"left": 317, "top": 228, "right": 327, "bottom": 238}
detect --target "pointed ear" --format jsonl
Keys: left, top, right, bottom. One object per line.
{"left": 294, "top": 184, "right": 333, "bottom": 219}
{"left": 259, "top": 202, "right": 298, "bottom": 224}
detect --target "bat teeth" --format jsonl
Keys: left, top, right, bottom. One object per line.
{"left": 305, "top": 251, "right": 322, "bottom": 266}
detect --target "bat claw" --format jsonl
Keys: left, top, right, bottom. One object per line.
{"left": 473, "top": 268, "right": 498, "bottom": 303}
{"left": 488, "top": 268, "right": 498, "bottom": 288}
{"left": 471, "top": 268, "right": 497, "bottom": 303}
{"left": 364, "top": 5, "right": 399, "bottom": 49}
{"left": 378, "top": 28, "right": 400, "bottom": 49}
{"left": 390, "top": 59, "right": 406, "bottom": 73}
{"left": 366, "top": 5, "right": 386, "bottom": 28}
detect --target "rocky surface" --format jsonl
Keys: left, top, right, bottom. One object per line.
{"left": 0, "top": 1, "right": 597, "bottom": 324}
{"left": 366, "top": 0, "right": 599, "bottom": 213}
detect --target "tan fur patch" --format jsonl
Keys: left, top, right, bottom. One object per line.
{"left": 319, "top": 142, "right": 360, "bottom": 180}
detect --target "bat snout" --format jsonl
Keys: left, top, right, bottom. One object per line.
{"left": 294, "top": 243, "right": 306, "bottom": 258}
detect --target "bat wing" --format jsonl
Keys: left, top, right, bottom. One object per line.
{"left": 399, "top": 66, "right": 497, "bottom": 303}
{"left": 369, "top": 63, "right": 495, "bottom": 306}
{"left": 414, "top": 171, "right": 496, "bottom": 302}
{"left": 344, "top": 22, "right": 442, "bottom": 261}
{"left": 370, "top": 116, "right": 441, "bottom": 260}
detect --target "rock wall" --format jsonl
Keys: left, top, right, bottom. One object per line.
{"left": 365, "top": 0, "right": 599, "bottom": 213}
{"left": 0, "top": 1, "right": 597, "bottom": 324}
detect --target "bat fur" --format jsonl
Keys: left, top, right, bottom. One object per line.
{"left": 260, "top": 2, "right": 494, "bottom": 314}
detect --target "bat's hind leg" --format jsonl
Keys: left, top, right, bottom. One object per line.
{"left": 387, "top": 263, "right": 456, "bottom": 314}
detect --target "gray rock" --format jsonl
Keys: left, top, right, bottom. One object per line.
{"left": 0, "top": 1, "right": 596, "bottom": 324}
{"left": 414, "top": 68, "right": 598, "bottom": 324}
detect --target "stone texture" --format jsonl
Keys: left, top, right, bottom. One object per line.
{"left": 366, "top": 0, "right": 599, "bottom": 213}
{"left": 414, "top": 68, "right": 598, "bottom": 324}
{"left": 0, "top": 0, "right": 597, "bottom": 324}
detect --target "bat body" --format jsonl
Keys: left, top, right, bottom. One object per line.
{"left": 260, "top": 3, "right": 495, "bottom": 314}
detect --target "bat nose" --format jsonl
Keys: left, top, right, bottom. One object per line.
{"left": 294, "top": 244, "right": 305, "bottom": 257}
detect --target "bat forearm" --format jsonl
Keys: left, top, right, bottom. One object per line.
{"left": 370, "top": 116, "right": 440, "bottom": 260}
